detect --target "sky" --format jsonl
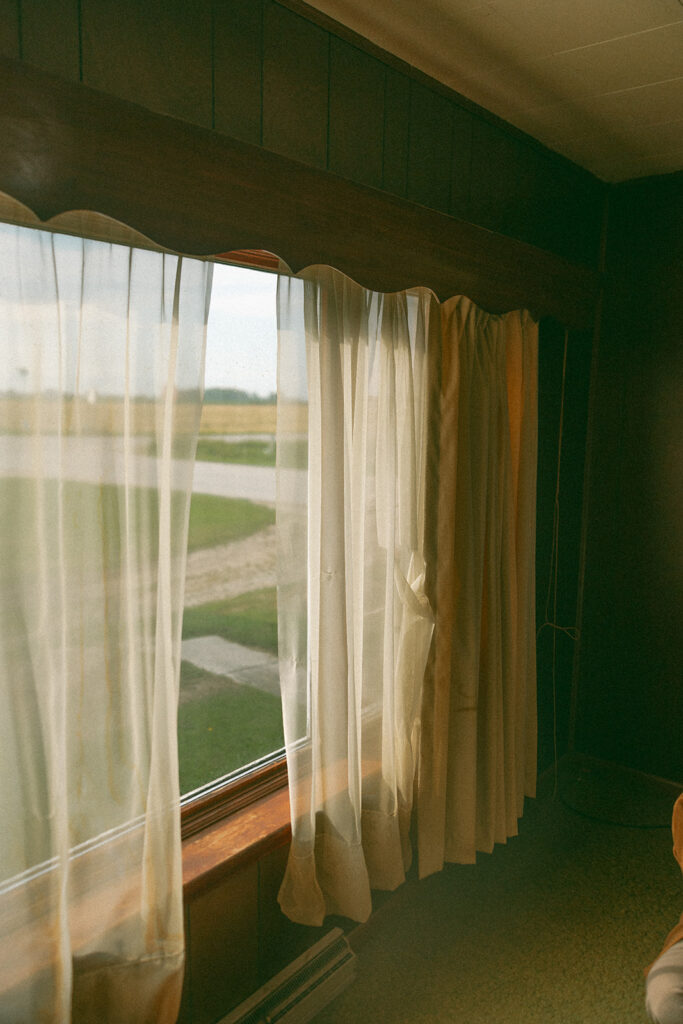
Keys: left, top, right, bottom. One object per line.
{"left": 206, "top": 263, "right": 277, "bottom": 398}
{"left": 0, "top": 222, "right": 279, "bottom": 399}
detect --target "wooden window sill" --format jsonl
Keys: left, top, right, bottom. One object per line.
{"left": 181, "top": 753, "right": 386, "bottom": 898}
{"left": 0, "top": 788, "right": 292, "bottom": 999}
{"left": 182, "top": 785, "right": 292, "bottom": 898}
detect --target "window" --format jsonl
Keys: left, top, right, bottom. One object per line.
{"left": 0, "top": 217, "right": 289, "bottom": 854}
{"left": 179, "top": 255, "right": 290, "bottom": 831}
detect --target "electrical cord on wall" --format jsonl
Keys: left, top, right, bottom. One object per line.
{"left": 537, "top": 328, "right": 579, "bottom": 799}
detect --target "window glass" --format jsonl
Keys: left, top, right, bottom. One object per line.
{"left": 178, "top": 262, "right": 284, "bottom": 798}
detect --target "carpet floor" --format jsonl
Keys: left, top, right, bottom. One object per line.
{"left": 314, "top": 759, "right": 682, "bottom": 1024}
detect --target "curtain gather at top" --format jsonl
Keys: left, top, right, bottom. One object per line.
{"left": 276, "top": 267, "right": 437, "bottom": 925}
{"left": 0, "top": 219, "right": 212, "bottom": 1023}
{"left": 276, "top": 269, "right": 538, "bottom": 926}
{"left": 418, "top": 297, "right": 538, "bottom": 876}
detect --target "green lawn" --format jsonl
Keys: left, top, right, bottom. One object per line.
{"left": 182, "top": 587, "right": 277, "bottom": 654}
{"left": 178, "top": 662, "right": 284, "bottom": 794}
{"left": 178, "top": 585, "right": 291, "bottom": 794}
{"left": 0, "top": 478, "right": 282, "bottom": 800}
{"left": 0, "top": 478, "right": 271, "bottom": 563}
{"left": 195, "top": 437, "right": 276, "bottom": 466}
{"left": 179, "top": 588, "right": 281, "bottom": 793}
{"left": 194, "top": 436, "right": 307, "bottom": 468}
{"left": 187, "top": 493, "right": 274, "bottom": 551}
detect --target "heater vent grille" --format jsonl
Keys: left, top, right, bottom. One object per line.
{"left": 219, "top": 928, "right": 356, "bottom": 1024}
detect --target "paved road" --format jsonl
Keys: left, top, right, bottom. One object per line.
{"left": 192, "top": 459, "right": 276, "bottom": 502}
{"left": 0, "top": 434, "right": 305, "bottom": 503}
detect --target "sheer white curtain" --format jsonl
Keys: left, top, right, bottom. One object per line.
{"left": 418, "top": 297, "right": 538, "bottom": 875}
{"left": 276, "top": 267, "right": 436, "bottom": 926}
{"left": 0, "top": 219, "right": 212, "bottom": 1022}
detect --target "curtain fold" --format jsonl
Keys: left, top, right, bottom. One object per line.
{"left": 418, "top": 297, "right": 538, "bottom": 875}
{"left": 276, "top": 267, "right": 436, "bottom": 926}
{"left": 277, "top": 272, "right": 538, "bottom": 924}
{"left": 0, "top": 219, "right": 212, "bottom": 1023}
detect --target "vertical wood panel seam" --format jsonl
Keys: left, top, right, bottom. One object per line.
{"left": 274, "top": 0, "right": 595, "bottom": 186}
{"left": 464, "top": 107, "right": 474, "bottom": 219}
{"left": 381, "top": 66, "right": 388, "bottom": 190}
{"left": 77, "top": 0, "right": 83, "bottom": 82}
{"left": 447, "top": 101, "right": 454, "bottom": 219}
{"left": 325, "top": 30, "right": 331, "bottom": 172}
{"left": 259, "top": 0, "right": 264, "bottom": 148}
{"left": 567, "top": 188, "right": 610, "bottom": 753}
{"left": 406, "top": 78, "right": 414, "bottom": 201}
{"left": 210, "top": 0, "right": 216, "bottom": 131}
{"left": 16, "top": 0, "right": 22, "bottom": 61}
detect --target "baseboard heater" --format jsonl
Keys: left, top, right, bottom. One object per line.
{"left": 218, "top": 928, "right": 356, "bottom": 1024}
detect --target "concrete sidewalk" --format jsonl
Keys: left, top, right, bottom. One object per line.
{"left": 181, "top": 635, "right": 280, "bottom": 697}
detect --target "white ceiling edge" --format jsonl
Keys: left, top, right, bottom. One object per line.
{"left": 303, "top": 0, "right": 683, "bottom": 183}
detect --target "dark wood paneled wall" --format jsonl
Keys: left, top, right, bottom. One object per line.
{"left": 0, "top": 3, "right": 616, "bottom": 1019}
{"left": 0, "top": 58, "right": 599, "bottom": 327}
{"left": 3, "top": 0, "right": 605, "bottom": 268}
{"left": 573, "top": 172, "right": 683, "bottom": 783}
{"left": 178, "top": 845, "right": 336, "bottom": 1024}
{"left": 536, "top": 321, "right": 593, "bottom": 773}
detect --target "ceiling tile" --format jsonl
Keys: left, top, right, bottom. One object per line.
{"left": 626, "top": 118, "right": 683, "bottom": 152}
{"left": 440, "top": 3, "right": 530, "bottom": 58}
{"left": 447, "top": 60, "right": 575, "bottom": 119}
{"left": 547, "top": 135, "right": 640, "bottom": 180}
{"left": 599, "top": 149, "right": 683, "bottom": 181}
{"left": 490, "top": 0, "right": 682, "bottom": 58}
{"left": 530, "top": 115, "right": 683, "bottom": 180}
{"left": 514, "top": 98, "right": 636, "bottom": 139}
{"left": 534, "top": 23, "right": 683, "bottom": 98}
{"left": 514, "top": 79, "right": 683, "bottom": 142}
{"left": 304, "top": 0, "right": 683, "bottom": 180}
{"left": 597, "top": 77, "right": 683, "bottom": 127}
{"left": 302, "top": 0, "right": 486, "bottom": 66}
{"left": 627, "top": 149, "right": 683, "bottom": 177}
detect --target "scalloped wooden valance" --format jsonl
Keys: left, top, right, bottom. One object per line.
{"left": 0, "top": 57, "right": 598, "bottom": 327}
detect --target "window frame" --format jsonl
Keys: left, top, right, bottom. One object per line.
{"left": 0, "top": 58, "right": 599, "bottom": 848}
{"left": 180, "top": 753, "right": 288, "bottom": 841}
{"left": 180, "top": 246, "right": 288, "bottom": 838}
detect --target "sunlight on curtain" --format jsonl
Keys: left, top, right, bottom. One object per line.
{"left": 418, "top": 297, "right": 538, "bottom": 876}
{"left": 0, "top": 220, "right": 212, "bottom": 1022}
{"left": 276, "top": 267, "right": 436, "bottom": 926}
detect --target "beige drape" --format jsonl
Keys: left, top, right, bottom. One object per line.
{"left": 418, "top": 297, "right": 538, "bottom": 875}
{"left": 276, "top": 272, "right": 538, "bottom": 923}
{"left": 276, "top": 267, "right": 437, "bottom": 926}
{"left": 0, "top": 216, "right": 212, "bottom": 1022}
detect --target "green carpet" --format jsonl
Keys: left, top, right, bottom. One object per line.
{"left": 315, "top": 760, "right": 682, "bottom": 1024}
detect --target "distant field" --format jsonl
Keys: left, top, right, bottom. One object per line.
{"left": 0, "top": 398, "right": 307, "bottom": 437}
{"left": 199, "top": 401, "right": 307, "bottom": 436}
{"left": 199, "top": 403, "right": 276, "bottom": 435}
{"left": 0, "top": 397, "right": 200, "bottom": 435}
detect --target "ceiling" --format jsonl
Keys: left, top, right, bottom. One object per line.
{"left": 305, "top": 0, "right": 683, "bottom": 182}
